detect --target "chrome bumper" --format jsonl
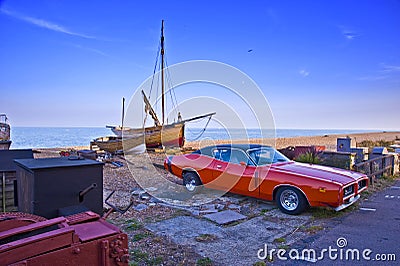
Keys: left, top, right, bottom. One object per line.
{"left": 334, "top": 194, "right": 360, "bottom": 211}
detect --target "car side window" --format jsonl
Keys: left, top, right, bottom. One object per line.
{"left": 212, "top": 149, "right": 231, "bottom": 162}
{"left": 213, "top": 148, "right": 254, "bottom": 166}
{"left": 247, "top": 148, "right": 289, "bottom": 165}
{"left": 230, "top": 149, "right": 254, "bottom": 165}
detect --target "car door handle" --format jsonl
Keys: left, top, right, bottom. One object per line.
{"left": 216, "top": 165, "right": 222, "bottom": 169}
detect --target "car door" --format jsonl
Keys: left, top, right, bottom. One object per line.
{"left": 247, "top": 147, "right": 281, "bottom": 201}
{"left": 211, "top": 148, "right": 259, "bottom": 197}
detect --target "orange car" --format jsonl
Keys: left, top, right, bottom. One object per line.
{"left": 164, "top": 144, "right": 368, "bottom": 214}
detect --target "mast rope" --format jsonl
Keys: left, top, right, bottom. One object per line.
{"left": 146, "top": 28, "right": 162, "bottom": 125}
{"left": 164, "top": 53, "right": 180, "bottom": 117}
{"left": 185, "top": 115, "right": 213, "bottom": 141}
{"left": 149, "top": 37, "right": 161, "bottom": 99}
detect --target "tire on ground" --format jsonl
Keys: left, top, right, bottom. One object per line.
{"left": 183, "top": 171, "right": 202, "bottom": 193}
{"left": 275, "top": 186, "right": 308, "bottom": 215}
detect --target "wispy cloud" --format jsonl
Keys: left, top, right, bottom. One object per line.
{"left": 356, "top": 75, "right": 388, "bottom": 81}
{"left": 380, "top": 63, "right": 400, "bottom": 72}
{"left": 1, "top": 8, "right": 95, "bottom": 39}
{"left": 70, "top": 44, "right": 109, "bottom": 57}
{"left": 357, "top": 63, "right": 400, "bottom": 81}
{"left": 299, "top": 69, "right": 310, "bottom": 77}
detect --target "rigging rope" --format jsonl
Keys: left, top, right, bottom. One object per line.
{"left": 145, "top": 34, "right": 162, "bottom": 126}
{"left": 164, "top": 53, "right": 180, "bottom": 117}
{"left": 145, "top": 22, "right": 182, "bottom": 125}
{"left": 149, "top": 40, "right": 161, "bottom": 99}
{"left": 185, "top": 115, "right": 213, "bottom": 141}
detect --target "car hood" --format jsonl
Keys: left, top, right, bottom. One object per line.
{"left": 272, "top": 162, "right": 366, "bottom": 185}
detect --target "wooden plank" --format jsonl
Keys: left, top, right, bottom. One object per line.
{"left": 354, "top": 154, "right": 394, "bottom": 179}
{"left": 0, "top": 171, "right": 17, "bottom": 211}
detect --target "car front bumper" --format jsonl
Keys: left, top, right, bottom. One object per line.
{"left": 334, "top": 194, "right": 360, "bottom": 211}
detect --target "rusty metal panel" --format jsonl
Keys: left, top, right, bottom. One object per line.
{"left": 12, "top": 233, "right": 129, "bottom": 266}
{"left": 0, "top": 212, "right": 129, "bottom": 266}
{"left": 0, "top": 227, "right": 75, "bottom": 265}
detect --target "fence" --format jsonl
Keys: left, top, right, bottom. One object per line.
{"left": 0, "top": 149, "right": 34, "bottom": 212}
{"left": 354, "top": 154, "right": 395, "bottom": 181}
{"left": 0, "top": 171, "right": 17, "bottom": 212}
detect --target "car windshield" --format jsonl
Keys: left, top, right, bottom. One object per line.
{"left": 247, "top": 147, "right": 290, "bottom": 165}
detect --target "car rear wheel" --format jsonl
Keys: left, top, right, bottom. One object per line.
{"left": 183, "top": 171, "right": 202, "bottom": 193}
{"left": 276, "top": 187, "right": 307, "bottom": 215}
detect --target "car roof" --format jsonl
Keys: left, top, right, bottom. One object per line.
{"left": 197, "top": 144, "right": 272, "bottom": 156}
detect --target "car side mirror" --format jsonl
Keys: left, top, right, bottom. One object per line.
{"left": 240, "top": 161, "right": 247, "bottom": 166}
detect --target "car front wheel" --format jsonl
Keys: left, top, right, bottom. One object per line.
{"left": 183, "top": 171, "right": 202, "bottom": 193}
{"left": 276, "top": 187, "right": 308, "bottom": 215}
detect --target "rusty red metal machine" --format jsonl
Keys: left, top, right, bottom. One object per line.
{"left": 0, "top": 192, "right": 132, "bottom": 265}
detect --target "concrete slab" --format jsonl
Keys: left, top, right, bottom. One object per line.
{"left": 146, "top": 216, "right": 223, "bottom": 246}
{"left": 204, "top": 210, "right": 247, "bottom": 225}
{"left": 146, "top": 209, "right": 312, "bottom": 265}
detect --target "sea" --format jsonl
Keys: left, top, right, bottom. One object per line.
{"left": 8, "top": 127, "right": 376, "bottom": 149}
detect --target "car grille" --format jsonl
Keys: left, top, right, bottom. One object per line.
{"left": 343, "top": 184, "right": 355, "bottom": 198}
{"left": 358, "top": 179, "right": 367, "bottom": 190}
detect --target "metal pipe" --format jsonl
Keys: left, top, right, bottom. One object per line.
{"left": 79, "top": 183, "right": 97, "bottom": 202}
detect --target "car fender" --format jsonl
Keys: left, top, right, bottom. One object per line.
{"left": 182, "top": 167, "right": 199, "bottom": 176}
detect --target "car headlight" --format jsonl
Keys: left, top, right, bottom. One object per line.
{"left": 343, "top": 185, "right": 354, "bottom": 197}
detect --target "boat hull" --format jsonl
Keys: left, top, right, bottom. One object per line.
{"left": 1, "top": 115, "right": 11, "bottom": 150}
{"left": 0, "top": 141, "right": 11, "bottom": 150}
{"left": 112, "top": 123, "right": 185, "bottom": 148}
{"left": 90, "top": 136, "right": 123, "bottom": 153}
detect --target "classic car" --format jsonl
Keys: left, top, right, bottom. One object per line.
{"left": 164, "top": 144, "right": 368, "bottom": 214}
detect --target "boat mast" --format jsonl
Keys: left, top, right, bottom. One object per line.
{"left": 161, "top": 20, "right": 165, "bottom": 125}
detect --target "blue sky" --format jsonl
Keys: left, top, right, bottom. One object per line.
{"left": 1, "top": 0, "right": 399, "bottom": 130}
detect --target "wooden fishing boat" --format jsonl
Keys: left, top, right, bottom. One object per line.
{"left": 107, "top": 21, "right": 215, "bottom": 149}
{"left": 90, "top": 136, "right": 122, "bottom": 153}
{"left": 90, "top": 135, "right": 146, "bottom": 153}
{"left": 113, "top": 122, "right": 185, "bottom": 148}
{"left": 0, "top": 114, "right": 11, "bottom": 150}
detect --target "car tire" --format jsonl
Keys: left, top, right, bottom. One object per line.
{"left": 183, "top": 171, "right": 202, "bottom": 193}
{"left": 276, "top": 187, "right": 308, "bottom": 215}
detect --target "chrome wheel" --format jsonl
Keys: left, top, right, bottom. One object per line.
{"left": 185, "top": 178, "right": 197, "bottom": 192}
{"left": 280, "top": 189, "right": 299, "bottom": 211}
{"left": 183, "top": 172, "right": 202, "bottom": 193}
{"left": 276, "top": 186, "right": 308, "bottom": 214}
